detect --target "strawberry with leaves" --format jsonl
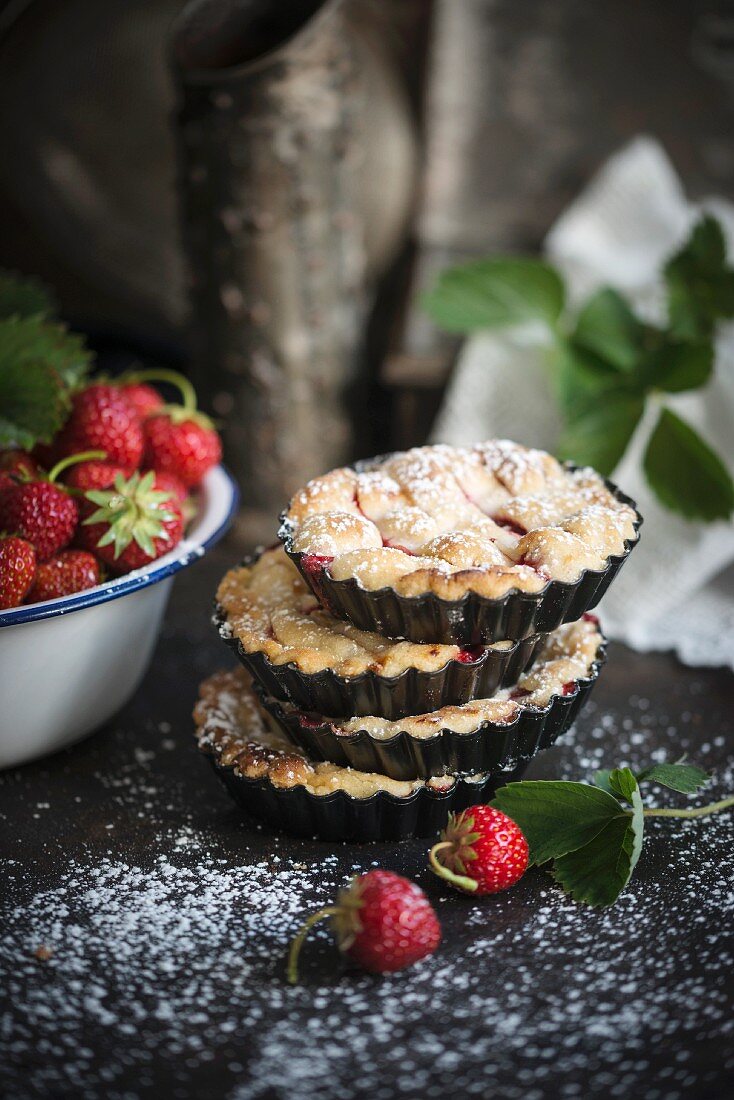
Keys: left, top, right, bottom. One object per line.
{"left": 79, "top": 469, "right": 184, "bottom": 574}
{"left": 0, "top": 452, "right": 104, "bottom": 560}
{"left": 135, "top": 370, "right": 222, "bottom": 488}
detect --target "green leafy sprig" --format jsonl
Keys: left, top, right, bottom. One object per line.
{"left": 0, "top": 271, "right": 92, "bottom": 450}
{"left": 423, "top": 215, "right": 734, "bottom": 522}
{"left": 491, "top": 760, "right": 733, "bottom": 907}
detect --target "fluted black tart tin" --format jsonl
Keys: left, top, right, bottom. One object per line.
{"left": 279, "top": 464, "right": 641, "bottom": 645}
{"left": 257, "top": 638, "right": 606, "bottom": 782}
{"left": 214, "top": 592, "right": 544, "bottom": 720}
{"left": 200, "top": 747, "right": 527, "bottom": 842}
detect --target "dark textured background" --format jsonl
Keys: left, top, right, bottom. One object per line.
{"left": 1, "top": 545, "right": 733, "bottom": 1099}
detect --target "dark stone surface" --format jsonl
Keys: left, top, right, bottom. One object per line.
{"left": 1, "top": 543, "right": 733, "bottom": 1100}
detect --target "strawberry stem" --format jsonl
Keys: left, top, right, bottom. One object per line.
{"left": 643, "top": 795, "right": 734, "bottom": 819}
{"left": 127, "top": 368, "right": 198, "bottom": 414}
{"left": 287, "top": 906, "right": 340, "bottom": 985}
{"left": 428, "top": 841, "right": 478, "bottom": 893}
{"left": 47, "top": 450, "right": 107, "bottom": 484}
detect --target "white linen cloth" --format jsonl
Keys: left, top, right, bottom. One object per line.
{"left": 431, "top": 137, "right": 734, "bottom": 668}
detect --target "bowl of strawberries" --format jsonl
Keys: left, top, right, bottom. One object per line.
{"left": 0, "top": 361, "right": 237, "bottom": 769}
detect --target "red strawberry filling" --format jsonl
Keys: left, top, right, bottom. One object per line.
{"left": 562, "top": 681, "right": 577, "bottom": 696}
{"left": 517, "top": 554, "right": 551, "bottom": 580}
{"left": 583, "top": 612, "right": 600, "bottom": 625}
{"left": 509, "top": 687, "right": 531, "bottom": 700}
{"left": 300, "top": 553, "right": 333, "bottom": 579}
{"left": 456, "top": 645, "right": 485, "bottom": 664}
{"left": 491, "top": 516, "right": 527, "bottom": 537}
{"left": 293, "top": 711, "right": 327, "bottom": 730}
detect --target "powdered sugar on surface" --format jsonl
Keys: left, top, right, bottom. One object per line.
{"left": 1, "top": 642, "right": 732, "bottom": 1099}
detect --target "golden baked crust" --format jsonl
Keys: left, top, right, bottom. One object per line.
{"left": 279, "top": 617, "right": 603, "bottom": 740}
{"left": 193, "top": 668, "right": 459, "bottom": 798}
{"left": 216, "top": 547, "right": 512, "bottom": 676}
{"left": 282, "top": 441, "right": 638, "bottom": 597}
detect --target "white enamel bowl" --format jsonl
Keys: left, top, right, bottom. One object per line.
{"left": 0, "top": 465, "right": 238, "bottom": 769}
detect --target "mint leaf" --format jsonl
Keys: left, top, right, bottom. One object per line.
{"left": 572, "top": 288, "right": 644, "bottom": 371}
{"left": 423, "top": 257, "right": 565, "bottom": 332}
{"left": 0, "top": 359, "right": 69, "bottom": 448}
{"left": 665, "top": 215, "right": 734, "bottom": 339}
{"left": 557, "top": 392, "right": 644, "bottom": 475}
{"left": 637, "top": 762, "right": 710, "bottom": 794}
{"left": 640, "top": 340, "right": 713, "bottom": 393}
{"left": 643, "top": 407, "right": 734, "bottom": 521}
{"left": 0, "top": 270, "right": 56, "bottom": 322}
{"left": 490, "top": 781, "right": 627, "bottom": 865}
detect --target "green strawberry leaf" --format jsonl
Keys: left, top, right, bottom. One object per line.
{"left": 665, "top": 214, "right": 734, "bottom": 340}
{"left": 551, "top": 807, "right": 643, "bottom": 907}
{"left": 572, "top": 288, "right": 644, "bottom": 371}
{"left": 553, "top": 342, "right": 634, "bottom": 423}
{"left": 0, "top": 355, "right": 69, "bottom": 448}
{"left": 640, "top": 340, "right": 713, "bottom": 393}
{"left": 556, "top": 391, "right": 645, "bottom": 475}
{"left": 493, "top": 778, "right": 644, "bottom": 907}
{"left": 0, "top": 270, "right": 56, "bottom": 321}
{"left": 636, "top": 762, "right": 710, "bottom": 794}
{"left": 643, "top": 407, "right": 734, "bottom": 521}
{"left": 490, "top": 781, "right": 629, "bottom": 866}
{"left": 423, "top": 257, "right": 565, "bottom": 332}
{"left": 607, "top": 766, "right": 639, "bottom": 805}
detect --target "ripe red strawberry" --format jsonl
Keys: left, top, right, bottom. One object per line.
{"left": 0, "top": 450, "right": 41, "bottom": 499}
{"left": 0, "top": 452, "right": 90, "bottom": 560}
{"left": 287, "top": 870, "right": 441, "bottom": 983}
{"left": 0, "top": 535, "right": 36, "bottom": 609}
{"left": 79, "top": 469, "right": 183, "bottom": 574}
{"left": 0, "top": 449, "right": 41, "bottom": 481}
{"left": 54, "top": 383, "right": 144, "bottom": 469}
{"left": 64, "top": 460, "right": 130, "bottom": 493}
{"left": 28, "top": 550, "right": 101, "bottom": 603}
{"left": 429, "top": 805, "right": 529, "bottom": 895}
{"left": 147, "top": 470, "right": 188, "bottom": 505}
{"left": 119, "top": 381, "right": 164, "bottom": 419}
{"left": 143, "top": 413, "right": 221, "bottom": 488}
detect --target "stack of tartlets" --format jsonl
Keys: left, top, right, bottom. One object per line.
{"left": 197, "top": 441, "right": 641, "bottom": 842}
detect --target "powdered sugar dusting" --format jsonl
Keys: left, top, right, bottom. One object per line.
{"left": 1, "top": 663, "right": 731, "bottom": 1098}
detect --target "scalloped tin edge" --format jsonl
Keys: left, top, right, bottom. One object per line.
{"left": 199, "top": 745, "right": 528, "bottom": 842}
{"left": 257, "top": 640, "right": 607, "bottom": 781}
{"left": 214, "top": 596, "right": 544, "bottom": 720}
{"left": 279, "top": 471, "right": 642, "bottom": 644}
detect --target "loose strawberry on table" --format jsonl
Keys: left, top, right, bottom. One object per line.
{"left": 287, "top": 870, "right": 441, "bottom": 983}
{"left": 429, "top": 805, "right": 529, "bottom": 895}
{"left": 0, "top": 535, "right": 36, "bottom": 609}
{"left": 29, "top": 550, "right": 100, "bottom": 603}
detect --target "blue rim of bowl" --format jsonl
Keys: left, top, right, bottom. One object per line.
{"left": 0, "top": 465, "right": 239, "bottom": 628}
